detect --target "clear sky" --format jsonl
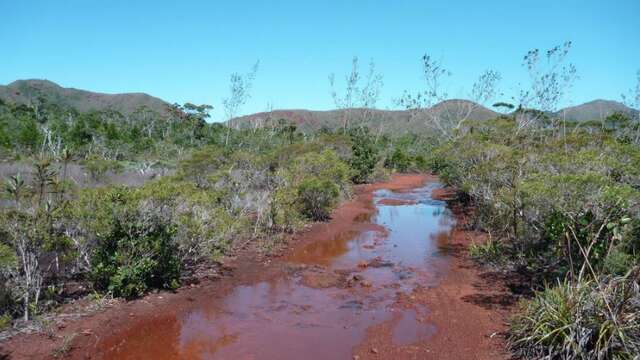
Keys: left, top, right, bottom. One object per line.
{"left": 1, "top": 0, "right": 638, "bottom": 121}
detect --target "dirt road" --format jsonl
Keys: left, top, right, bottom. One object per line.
{"left": 1, "top": 174, "right": 515, "bottom": 359}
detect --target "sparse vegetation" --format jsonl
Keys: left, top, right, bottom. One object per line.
{"left": 0, "top": 35, "right": 639, "bottom": 360}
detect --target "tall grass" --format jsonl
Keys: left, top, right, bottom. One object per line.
{"left": 509, "top": 267, "right": 640, "bottom": 359}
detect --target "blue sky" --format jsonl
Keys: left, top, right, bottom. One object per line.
{"left": 1, "top": 0, "right": 638, "bottom": 121}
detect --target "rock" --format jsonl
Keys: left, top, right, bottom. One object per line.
{"left": 368, "top": 257, "right": 393, "bottom": 268}
{"left": 361, "top": 281, "right": 372, "bottom": 288}
{"left": 371, "top": 347, "right": 379, "bottom": 354}
{"left": 301, "top": 271, "right": 342, "bottom": 289}
{"left": 357, "top": 260, "right": 368, "bottom": 268}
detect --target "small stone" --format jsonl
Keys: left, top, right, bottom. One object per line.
{"left": 357, "top": 260, "right": 368, "bottom": 268}
{"left": 361, "top": 281, "right": 372, "bottom": 288}
{"left": 353, "top": 356, "right": 360, "bottom": 360}
{"left": 370, "top": 348, "right": 378, "bottom": 354}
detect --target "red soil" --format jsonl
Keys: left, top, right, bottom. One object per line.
{"left": 352, "top": 188, "right": 515, "bottom": 359}
{"left": 0, "top": 174, "right": 516, "bottom": 359}
{"left": 376, "top": 198, "right": 417, "bottom": 206}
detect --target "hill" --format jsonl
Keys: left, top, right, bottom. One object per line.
{"left": 1, "top": 80, "right": 637, "bottom": 133}
{"left": 0, "top": 79, "right": 172, "bottom": 116}
{"left": 232, "top": 100, "right": 500, "bottom": 134}
{"left": 554, "top": 99, "right": 639, "bottom": 122}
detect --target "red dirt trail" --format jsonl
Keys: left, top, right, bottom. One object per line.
{"left": 0, "top": 174, "right": 515, "bottom": 359}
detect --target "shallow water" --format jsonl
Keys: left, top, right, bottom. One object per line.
{"left": 100, "top": 182, "right": 454, "bottom": 359}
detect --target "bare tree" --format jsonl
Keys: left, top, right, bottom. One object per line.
{"left": 621, "top": 69, "right": 640, "bottom": 143}
{"left": 398, "top": 54, "right": 500, "bottom": 140}
{"left": 516, "top": 41, "right": 577, "bottom": 131}
{"left": 223, "top": 61, "right": 259, "bottom": 146}
{"left": 328, "top": 57, "right": 383, "bottom": 130}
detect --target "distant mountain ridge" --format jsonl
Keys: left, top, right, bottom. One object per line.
{"left": 0, "top": 79, "right": 172, "bottom": 116}
{"left": 554, "top": 99, "right": 639, "bottom": 122}
{"left": 1, "top": 80, "right": 637, "bottom": 133}
{"left": 232, "top": 99, "right": 500, "bottom": 134}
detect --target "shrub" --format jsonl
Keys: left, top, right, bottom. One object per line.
{"left": 349, "top": 128, "right": 379, "bottom": 183}
{"left": 603, "top": 249, "right": 636, "bottom": 276}
{"left": 290, "top": 150, "right": 352, "bottom": 198}
{"left": 83, "top": 156, "right": 123, "bottom": 181}
{"left": 386, "top": 147, "right": 411, "bottom": 172}
{"left": 509, "top": 272, "right": 640, "bottom": 359}
{"left": 90, "top": 206, "right": 180, "bottom": 299}
{"left": 0, "top": 312, "right": 11, "bottom": 331}
{"left": 468, "top": 236, "right": 506, "bottom": 266}
{"left": 296, "top": 178, "right": 339, "bottom": 221}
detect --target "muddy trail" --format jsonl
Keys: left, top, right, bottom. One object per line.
{"left": 2, "top": 174, "right": 515, "bottom": 359}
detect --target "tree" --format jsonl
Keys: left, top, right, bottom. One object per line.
{"left": 397, "top": 54, "right": 500, "bottom": 140}
{"left": 328, "top": 57, "right": 383, "bottom": 131}
{"left": 516, "top": 41, "right": 577, "bottom": 131}
{"left": 223, "top": 61, "right": 259, "bottom": 146}
{"left": 621, "top": 69, "right": 640, "bottom": 143}
{"left": 349, "top": 127, "right": 378, "bottom": 183}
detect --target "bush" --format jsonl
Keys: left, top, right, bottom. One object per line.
{"left": 90, "top": 206, "right": 180, "bottom": 299}
{"left": 297, "top": 178, "right": 339, "bottom": 221}
{"left": 349, "top": 128, "right": 379, "bottom": 183}
{"left": 0, "top": 312, "right": 11, "bottom": 331}
{"left": 509, "top": 272, "right": 640, "bottom": 359}
{"left": 83, "top": 156, "right": 123, "bottom": 181}
{"left": 468, "top": 236, "right": 506, "bottom": 266}
{"left": 386, "top": 147, "right": 411, "bottom": 172}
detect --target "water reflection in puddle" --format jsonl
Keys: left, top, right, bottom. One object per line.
{"left": 100, "top": 182, "right": 454, "bottom": 360}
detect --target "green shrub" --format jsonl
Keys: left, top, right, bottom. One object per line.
{"left": 468, "top": 236, "right": 506, "bottom": 266}
{"left": 603, "top": 249, "right": 635, "bottom": 276}
{"left": 349, "top": 128, "right": 379, "bottom": 183}
{"left": 290, "top": 150, "right": 352, "bottom": 198}
{"left": 90, "top": 207, "right": 180, "bottom": 299}
{"left": 386, "top": 147, "right": 411, "bottom": 172}
{"left": 509, "top": 273, "right": 640, "bottom": 359}
{"left": 83, "top": 156, "right": 123, "bottom": 180}
{"left": 297, "top": 178, "right": 339, "bottom": 221}
{"left": 0, "top": 312, "right": 11, "bottom": 331}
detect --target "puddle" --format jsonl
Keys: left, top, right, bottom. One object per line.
{"left": 98, "top": 182, "right": 455, "bottom": 359}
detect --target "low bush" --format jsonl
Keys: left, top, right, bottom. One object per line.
{"left": 297, "top": 177, "right": 339, "bottom": 221}
{"left": 468, "top": 236, "right": 506, "bottom": 266}
{"left": 349, "top": 128, "right": 379, "bottom": 183}
{"left": 89, "top": 203, "right": 180, "bottom": 299}
{"left": 386, "top": 147, "right": 411, "bottom": 172}
{"left": 509, "top": 270, "right": 640, "bottom": 359}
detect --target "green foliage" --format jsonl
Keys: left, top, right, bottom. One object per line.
{"left": 89, "top": 202, "right": 180, "bottom": 299}
{"left": 349, "top": 128, "right": 379, "bottom": 183}
{"left": 386, "top": 147, "right": 411, "bottom": 172}
{"left": 0, "top": 313, "right": 11, "bottom": 331}
{"left": 297, "top": 178, "right": 340, "bottom": 221}
{"left": 83, "top": 156, "right": 124, "bottom": 180}
{"left": 468, "top": 236, "right": 506, "bottom": 266}
{"left": 429, "top": 116, "right": 640, "bottom": 359}
{"left": 509, "top": 274, "right": 640, "bottom": 359}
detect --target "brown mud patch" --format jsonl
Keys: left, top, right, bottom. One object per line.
{"left": 376, "top": 198, "right": 417, "bottom": 206}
